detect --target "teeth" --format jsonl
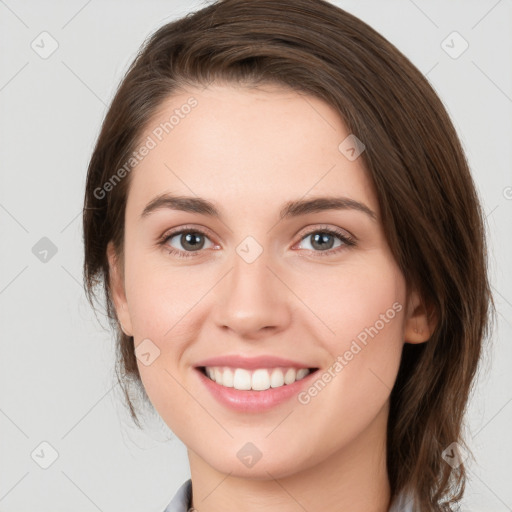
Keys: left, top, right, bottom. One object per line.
{"left": 296, "top": 368, "right": 309, "bottom": 380}
{"left": 233, "top": 368, "right": 252, "bottom": 390}
{"left": 284, "top": 368, "right": 296, "bottom": 385}
{"left": 251, "top": 369, "right": 270, "bottom": 391}
{"left": 222, "top": 367, "right": 234, "bottom": 387}
{"left": 270, "top": 368, "right": 284, "bottom": 388}
{"left": 203, "top": 366, "right": 312, "bottom": 391}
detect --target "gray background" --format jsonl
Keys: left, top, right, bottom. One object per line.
{"left": 0, "top": 0, "right": 511, "bottom": 511}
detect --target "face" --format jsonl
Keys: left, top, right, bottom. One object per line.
{"left": 108, "top": 83, "right": 430, "bottom": 480}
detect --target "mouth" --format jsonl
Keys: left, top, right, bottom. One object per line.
{"left": 195, "top": 364, "right": 320, "bottom": 412}
{"left": 197, "top": 366, "right": 319, "bottom": 391}
{"left": 193, "top": 354, "right": 321, "bottom": 411}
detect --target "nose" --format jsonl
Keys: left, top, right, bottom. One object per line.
{"left": 212, "top": 249, "right": 293, "bottom": 339}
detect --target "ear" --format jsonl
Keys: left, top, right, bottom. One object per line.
{"left": 107, "top": 241, "right": 133, "bottom": 337}
{"left": 403, "top": 289, "right": 437, "bottom": 344}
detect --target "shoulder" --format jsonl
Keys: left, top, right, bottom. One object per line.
{"left": 162, "top": 479, "right": 192, "bottom": 512}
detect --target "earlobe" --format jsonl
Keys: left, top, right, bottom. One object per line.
{"left": 404, "top": 289, "right": 436, "bottom": 344}
{"left": 107, "top": 241, "right": 133, "bottom": 337}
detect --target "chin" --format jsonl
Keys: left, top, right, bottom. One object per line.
{"left": 197, "top": 442, "right": 315, "bottom": 481}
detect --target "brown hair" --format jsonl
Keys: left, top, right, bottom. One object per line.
{"left": 83, "top": 0, "right": 493, "bottom": 509}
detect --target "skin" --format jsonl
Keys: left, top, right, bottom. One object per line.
{"left": 108, "top": 83, "right": 433, "bottom": 512}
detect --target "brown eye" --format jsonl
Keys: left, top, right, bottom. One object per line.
{"left": 172, "top": 232, "right": 206, "bottom": 251}
{"left": 296, "top": 227, "right": 355, "bottom": 255}
{"left": 307, "top": 232, "right": 337, "bottom": 251}
{"left": 162, "top": 229, "right": 215, "bottom": 257}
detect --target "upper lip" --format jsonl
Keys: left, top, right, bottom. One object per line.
{"left": 194, "top": 355, "right": 317, "bottom": 370}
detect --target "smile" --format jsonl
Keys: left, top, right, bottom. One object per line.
{"left": 201, "top": 366, "right": 313, "bottom": 391}
{"left": 195, "top": 365, "right": 320, "bottom": 412}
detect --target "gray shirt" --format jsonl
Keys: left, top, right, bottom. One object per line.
{"left": 163, "top": 479, "right": 414, "bottom": 511}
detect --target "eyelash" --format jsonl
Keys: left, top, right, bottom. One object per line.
{"left": 158, "top": 224, "right": 356, "bottom": 259}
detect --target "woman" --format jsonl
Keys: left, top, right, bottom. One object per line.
{"left": 82, "top": 1, "right": 493, "bottom": 510}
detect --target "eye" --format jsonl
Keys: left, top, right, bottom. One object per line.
{"left": 295, "top": 226, "right": 355, "bottom": 255}
{"left": 158, "top": 224, "right": 356, "bottom": 259}
{"left": 160, "top": 227, "right": 216, "bottom": 258}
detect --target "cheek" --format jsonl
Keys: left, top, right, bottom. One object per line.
{"left": 291, "top": 253, "right": 405, "bottom": 347}
{"left": 126, "top": 258, "right": 201, "bottom": 429}
{"left": 123, "top": 253, "right": 211, "bottom": 412}
{"left": 294, "top": 255, "right": 406, "bottom": 412}
{"left": 124, "top": 250, "right": 209, "bottom": 337}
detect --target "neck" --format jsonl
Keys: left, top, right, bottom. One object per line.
{"left": 187, "top": 402, "right": 391, "bottom": 512}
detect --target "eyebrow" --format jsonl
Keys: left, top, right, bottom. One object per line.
{"left": 140, "top": 193, "right": 377, "bottom": 222}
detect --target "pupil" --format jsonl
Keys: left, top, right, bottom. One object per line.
{"left": 312, "top": 233, "right": 334, "bottom": 250}
{"left": 182, "top": 233, "right": 204, "bottom": 251}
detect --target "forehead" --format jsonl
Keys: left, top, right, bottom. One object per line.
{"left": 125, "top": 83, "right": 377, "bottom": 218}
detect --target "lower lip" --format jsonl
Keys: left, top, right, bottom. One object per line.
{"left": 195, "top": 368, "right": 318, "bottom": 412}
